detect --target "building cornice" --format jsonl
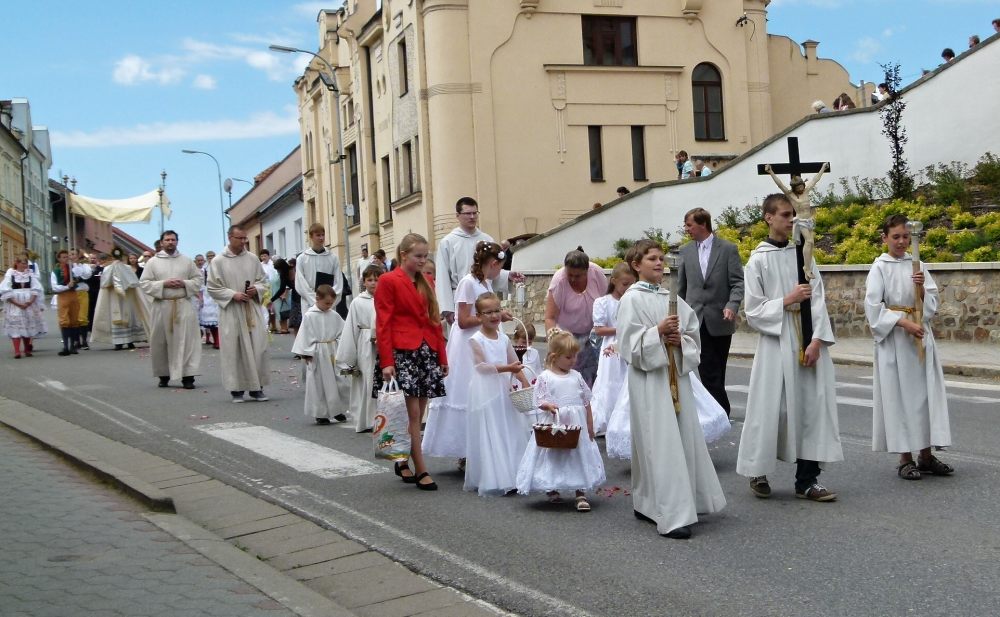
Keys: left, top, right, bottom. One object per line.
{"left": 543, "top": 64, "right": 684, "bottom": 75}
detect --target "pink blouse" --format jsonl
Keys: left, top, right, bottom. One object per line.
{"left": 548, "top": 263, "right": 608, "bottom": 335}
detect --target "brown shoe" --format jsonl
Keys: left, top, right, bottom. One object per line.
{"left": 749, "top": 476, "right": 771, "bottom": 498}
{"left": 916, "top": 455, "right": 954, "bottom": 476}
{"left": 796, "top": 484, "right": 837, "bottom": 502}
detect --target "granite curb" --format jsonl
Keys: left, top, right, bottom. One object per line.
{"left": 0, "top": 397, "right": 504, "bottom": 617}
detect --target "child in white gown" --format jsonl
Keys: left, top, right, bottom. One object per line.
{"left": 590, "top": 263, "right": 635, "bottom": 434}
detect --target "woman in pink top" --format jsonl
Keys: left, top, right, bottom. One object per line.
{"left": 544, "top": 247, "right": 608, "bottom": 386}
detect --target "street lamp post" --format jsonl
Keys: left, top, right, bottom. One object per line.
{"left": 181, "top": 149, "right": 227, "bottom": 245}
{"left": 269, "top": 44, "right": 353, "bottom": 278}
{"left": 224, "top": 177, "right": 254, "bottom": 212}
{"left": 158, "top": 169, "right": 167, "bottom": 237}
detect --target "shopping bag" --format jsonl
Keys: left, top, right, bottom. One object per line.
{"left": 691, "top": 376, "right": 731, "bottom": 444}
{"left": 373, "top": 378, "right": 411, "bottom": 460}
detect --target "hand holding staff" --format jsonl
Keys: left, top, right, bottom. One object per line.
{"left": 905, "top": 220, "right": 925, "bottom": 363}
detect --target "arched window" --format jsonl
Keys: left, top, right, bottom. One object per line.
{"left": 692, "top": 63, "right": 725, "bottom": 141}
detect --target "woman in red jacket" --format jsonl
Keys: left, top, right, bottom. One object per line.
{"left": 374, "top": 233, "right": 449, "bottom": 490}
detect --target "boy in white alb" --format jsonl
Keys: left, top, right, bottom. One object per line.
{"left": 292, "top": 285, "right": 347, "bottom": 425}
{"left": 338, "top": 264, "right": 382, "bottom": 432}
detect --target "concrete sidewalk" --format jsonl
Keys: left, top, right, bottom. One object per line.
{"left": 0, "top": 398, "right": 506, "bottom": 617}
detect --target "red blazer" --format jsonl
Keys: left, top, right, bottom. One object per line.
{"left": 375, "top": 268, "right": 447, "bottom": 367}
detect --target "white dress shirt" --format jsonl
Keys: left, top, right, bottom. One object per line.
{"left": 697, "top": 233, "right": 714, "bottom": 279}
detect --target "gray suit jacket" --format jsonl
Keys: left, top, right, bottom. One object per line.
{"left": 677, "top": 235, "right": 745, "bottom": 336}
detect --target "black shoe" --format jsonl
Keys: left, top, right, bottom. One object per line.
{"left": 58, "top": 350, "right": 71, "bottom": 357}
{"left": 634, "top": 510, "right": 656, "bottom": 524}
{"left": 181, "top": 377, "right": 195, "bottom": 390}
{"left": 248, "top": 391, "right": 269, "bottom": 402}
{"left": 158, "top": 377, "right": 170, "bottom": 388}
{"left": 395, "top": 461, "right": 417, "bottom": 483}
{"left": 415, "top": 472, "right": 438, "bottom": 491}
{"left": 115, "top": 344, "right": 124, "bottom": 350}
{"left": 315, "top": 418, "right": 331, "bottom": 425}
{"left": 663, "top": 526, "right": 692, "bottom": 540}
{"left": 127, "top": 343, "right": 136, "bottom": 349}
{"left": 333, "top": 413, "right": 347, "bottom": 423}
{"left": 69, "top": 348, "right": 79, "bottom": 355}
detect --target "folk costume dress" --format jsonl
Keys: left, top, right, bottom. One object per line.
{"left": 139, "top": 252, "right": 203, "bottom": 381}
{"left": 617, "top": 281, "right": 726, "bottom": 535}
{"left": 198, "top": 265, "right": 220, "bottom": 329}
{"left": 207, "top": 248, "right": 270, "bottom": 393}
{"left": 464, "top": 330, "right": 531, "bottom": 496}
{"left": 422, "top": 273, "right": 493, "bottom": 458}
{"left": 1, "top": 268, "right": 46, "bottom": 338}
{"left": 92, "top": 260, "right": 149, "bottom": 347}
{"left": 292, "top": 305, "right": 346, "bottom": 420}
{"left": 865, "top": 253, "right": 951, "bottom": 453}
{"left": 515, "top": 369, "right": 606, "bottom": 495}
{"left": 735, "top": 242, "right": 844, "bottom": 479}
{"left": 590, "top": 293, "right": 626, "bottom": 434}
{"left": 338, "top": 291, "right": 378, "bottom": 432}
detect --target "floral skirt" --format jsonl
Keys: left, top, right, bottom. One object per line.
{"left": 372, "top": 342, "right": 446, "bottom": 399}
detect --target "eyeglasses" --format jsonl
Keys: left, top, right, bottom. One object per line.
{"left": 459, "top": 211, "right": 479, "bottom": 217}
{"left": 480, "top": 309, "right": 501, "bottom": 316}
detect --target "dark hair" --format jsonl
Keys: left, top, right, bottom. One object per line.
{"left": 471, "top": 241, "right": 503, "bottom": 282}
{"left": 762, "top": 193, "right": 792, "bottom": 216}
{"left": 993, "top": 18, "right": 1000, "bottom": 27}
{"left": 513, "top": 321, "right": 536, "bottom": 342}
{"left": 941, "top": 47, "right": 955, "bottom": 59}
{"left": 160, "top": 230, "right": 178, "bottom": 241}
{"left": 678, "top": 150, "right": 689, "bottom": 158}
{"left": 878, "top": 82, "right": 889, "bottom": 90}
{"left": 970, "top": 35, "right": 981, "bottom": 46}
{"left": 455, "top": 196, "right": 478, "bottom": 213}
{"left": 227, "top": 224, "right": 243, "bottom": 236}
{"left": 362, "top": 264, "right": 384, "bottom": 280}
{"left": 881, "top": 214, "right": 909, "bottom": 235}
{"left": 259, "top": 249, "right": 270, "bottom": 257}
{"left": 373, "top": 248, "right": 386, "bottom": 260}
{"left": 563, "top": 246, "right": 589, "bottom": 270}
{"left": 474, "top": 291, "right": 500, "bottom": 313}
{"left": 273, "top": 258, "right": 289, "bottom": 281}
{"left": 616, "top": 186, "right": 630, "bottom": 195}
{"left": 625, "top": 239, "right": 661, "bottom": 278}
{"left": 315, "top": 284, "right": 337, "bottom": 301}
{"left": 684, "top": 207, "right": 713, "bottom": 233}
{"left": 56, "top": 249, "right": 68, "bottom": 258}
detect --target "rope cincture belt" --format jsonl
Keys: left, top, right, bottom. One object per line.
{"left": 786, "top": 304, "right": 808, "bottom": 366}
{"left": 888, "top": 305, "right": 915, "bottom": 314}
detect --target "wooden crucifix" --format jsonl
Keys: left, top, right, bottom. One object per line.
{"left": 758, "top": 137, "right": 831, "bottom": 359}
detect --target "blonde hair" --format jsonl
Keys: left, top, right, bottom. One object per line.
{"left": 397, "top": 233, "right": 440, "bottom": 323}
{"left": 544, "top": 329, "right": 580, "bottom": 369}
{"left": 606, "top": 261, "right": 634, "bottom": 294}
{"left": 308, "top": 222, "right": 325, "bottom": 237}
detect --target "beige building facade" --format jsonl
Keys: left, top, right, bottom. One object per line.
{"left": 292, "top": 0, "right": 866, "bottom": 263}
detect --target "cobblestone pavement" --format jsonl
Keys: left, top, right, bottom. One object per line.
{"left": 0, "top": 427, "right": 297, "bottom": 617}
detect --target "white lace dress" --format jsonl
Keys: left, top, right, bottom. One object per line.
{"left": 604, "top": 386, "right": 632, "bottom": 460}
{"left": 464, "top": 331, "right": 531, "bottom": 496}
{"left": 590, "top": 294, "right": 626, "bottom": 434}
{"left": 515, "top": 369, "right": 606, "bottom": 494}
{"left": 0, "top": 269, "right": 47, "bottom": 338}
{"left": 422, "top": 274, "right": 492, "bottom": 458}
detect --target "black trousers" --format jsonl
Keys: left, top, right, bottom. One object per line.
{"left": 795, "top": 459, "right": 822, "bottom": 493}
{"left": 698, "top": 322, "right": 732, "bottom": 416}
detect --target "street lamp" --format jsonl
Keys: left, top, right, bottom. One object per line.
{"left": 223, "top": 177, "right": 254, "bottom": 211}
{"left": 181, "top": 149, "right": 227, "bottom": 245}
{"left": 268, "top": 43, "right": 353, "bottom": 277}
{"left": 158, "top": 169, "right": 167, "bottom": 237}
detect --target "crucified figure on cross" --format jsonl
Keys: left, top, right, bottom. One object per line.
{"left": 758, "top": 137, "right": 831, "bottom": 280}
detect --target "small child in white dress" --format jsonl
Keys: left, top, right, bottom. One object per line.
{"left": 291, "top": 285, "right": 347, "bottom": 425}
{"left": 464, "top": 293, "right": 531, "bottom": 496}
{"left": 590, "top": 262, "right": 635, "bottom": 435}
{"left": 338, "top": 264, "right": 382, "bottom": 432}
{"left": 516, "top": 329, "right": 606, "bottom": 512}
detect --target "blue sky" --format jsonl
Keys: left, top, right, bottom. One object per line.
{"left": 3, "top": 0, "right": 997, "bottom": 255}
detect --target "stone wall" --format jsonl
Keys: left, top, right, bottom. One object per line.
{"left": 515, "top": 263, "right": 1000, "bottom": 343}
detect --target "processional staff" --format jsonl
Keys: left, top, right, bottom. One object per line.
{"left": 665, "top": 249, "right": 681, "bottom": 414}
{"left": 906, "top": 220, "right": 926, "bottom": 363}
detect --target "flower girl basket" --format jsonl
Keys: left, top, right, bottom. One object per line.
{"left": 508, "top": 317, "right": 537, "bottom": 413}
{"left": 532, "top": 422, "right": 581, "bottom": 449}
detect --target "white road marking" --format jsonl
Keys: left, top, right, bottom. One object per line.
{"left": 727, "top": 384, "right": 1000, "bottom": 406}
{"left": 35, "top": 378, "right": 162, "bottom": 434}
{"left": 726, "top": 384, "right": 875, "bottom": 408}
{"left": 271, "top": 484, "right": 590, "bottom": 617}
{"left": 193, "top": 422, "right": 387, "bottom": 479}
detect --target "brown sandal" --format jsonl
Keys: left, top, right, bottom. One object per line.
{"left": 897, "top": 461, "right": 921, "bottom": 480}
{"left": 917, "top": 455, "right": 954, "bottom": 476}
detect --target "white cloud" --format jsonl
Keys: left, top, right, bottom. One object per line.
{"left": 851, "top": 36, "right": 882, "bottom": 63}
{"left": 192, "top": 74, "right": 217, "bottom": 90}
{"left": 293, "top": 2, "right": 331, "bottom": 17}
{"left": 768, "top": 0, "right": 846, "bottom": 7}
{"left": 50, "top": 107, "right": 299, "bottom": 148}
{"left": 113, "top": 54, "right": 185, "bottom": 85}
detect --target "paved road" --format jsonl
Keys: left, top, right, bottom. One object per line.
{"left": 4, "top": 316, "right": 999, "bottom": 617}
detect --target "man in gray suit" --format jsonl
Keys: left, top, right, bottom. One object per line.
{"left": 677, "top": 207, "right": 745, "bottom": 415}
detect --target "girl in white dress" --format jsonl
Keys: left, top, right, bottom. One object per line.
{"left": 423, "top": 242, "right": 510, "bottom": 463}
{"left": 1, "top": 257, "right": 46, "bottom": 358}
{"left": 464, "top": 293, "right": 531, "bottom": 496}
{"left": 198, "top": 254, "right": 220, "bottom": 349}
{"left": 590, "top": 262, "right": 635, "bottom": 435}
{"left": 866, "top": 215, "right": 953, "bottom": 480}
{"left": 516, "top": 329, "right": 606, "bottom": 512}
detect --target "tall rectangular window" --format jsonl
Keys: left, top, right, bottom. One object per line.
{"left": 588, "top": 126, "right": 604, "bottom": 182}
{"left": 402, "top": 141, "right": 413, "bottom": 196}
{"left": 346, "top": 144, "right": 360, "bottom": 226}
{"left": 397, "top": 39, "right": 409, "bottom": 96}
{"left": 582, "top": 16, "right": 637, "bottom": 67}
{"left": 381, "top": 155, "right": 392, "bottom": 221}
{"left": 631, "top": 126, "right": 647, "bottom": 181}
{"left": 411, "top": 136, "right": 420, "bottom": 191}
{"left": 278, "top": 229, "right": 286, "bottom": 258}
{"left": 293, "top": 219, "right": 303, "bottom": 254}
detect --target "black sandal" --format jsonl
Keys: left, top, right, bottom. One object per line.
{"left": 917, "top": 455, "right": 954, "bottom": 476}
{"left": 897, "top": 461, "right": 921, "bottom": 480}
{"left": 394, "top": 461, "right": 417, "bottom": 483}
{"left": 415, "top": 472, "right": 438, "bottom": 491}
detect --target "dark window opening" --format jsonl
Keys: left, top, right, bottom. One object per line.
{"left": 693, "top": 63, "right": 725, "bottom": 141}
{"left": 582, "top": 15, "right": 638, "bottom": 67}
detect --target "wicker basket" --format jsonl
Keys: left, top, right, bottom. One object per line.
{"left": 533, "top": 424, "right": 581, "bottom": 449}
{"left": 510, "top": 366, "right": 537, "bottom": 413}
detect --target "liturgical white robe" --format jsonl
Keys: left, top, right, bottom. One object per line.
{"left": 140, "top": 252, "right": 203, "bottom": 380}
{"left": 617, "top": 282, "right": 726, "bottom": 535}
{"left": 736, "top": 242, "right": 843, "bottom": 478}
{"left": 91, "top": 261, "right": 149, "bottom": 346}
{"left": 865, "top": 254, "right": 950, "bottom": 453}
{"left": 338, "top": 291, "right": 378, "bottom": 432}
{"left": 292, "top": 305, "right": 346, "bottom": 419}
{"left": 207, "top": 248, "right": 270, "bottom": 392}
{"left": 294, "top": 247, "right": 342, "bottom": 314}
{"left": 434, "top": 227, "right": 509, "bottom": 314}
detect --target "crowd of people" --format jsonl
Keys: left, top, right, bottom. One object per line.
{"left": 0, "top": 188, "right": 955, "bottom": 539}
